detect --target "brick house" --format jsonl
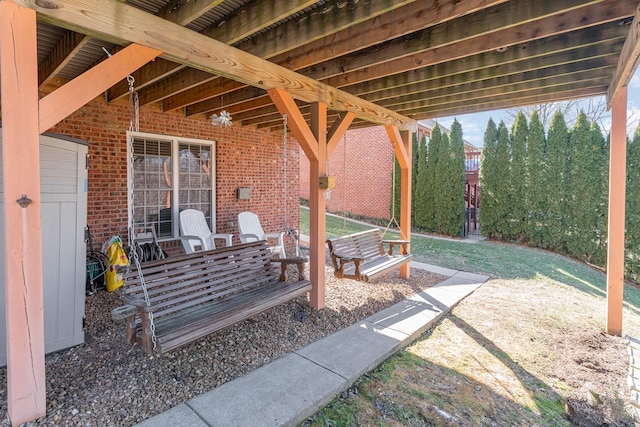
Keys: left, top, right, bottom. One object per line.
{"left": 49, "top": 99, "right": 301, "bottom": 255}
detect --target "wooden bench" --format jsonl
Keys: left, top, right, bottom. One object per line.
{"left": 326, "top": 229, "right": 413, "bottom": 282}
{"left": 111, "top": 241, "right": 311, "bottom": 354}
{"left": 627, "top": 335, "right": 640, "bottom": 420}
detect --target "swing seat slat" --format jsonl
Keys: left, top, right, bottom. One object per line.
{"left": 113, "top": 241, "right": 310, "bottom": 354}
{"left": 326, "top": 229, "right": 412, "bottom": 282}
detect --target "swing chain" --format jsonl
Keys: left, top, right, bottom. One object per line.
{"left": 126, "top": 77, "right": 157, "bottom": 351}
{"left": 127, "top": 230, "right": 157, "bottom": 351}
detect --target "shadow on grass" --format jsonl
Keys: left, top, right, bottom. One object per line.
{"left": 307, "top": 318, "right": 569, "bottom": 426}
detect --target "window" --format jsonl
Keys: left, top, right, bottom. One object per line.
{"left": 127, "top": 132, "right": 216, "bottom": 240}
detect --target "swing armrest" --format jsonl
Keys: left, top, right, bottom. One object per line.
{"left": 271, "top": 256, "right": 308, "bottom": 281}
{"left": 331, "top": 251, "right": 364, "bottom": 263}
{"left": 383, "top": 239, "right": 410, "bottom": 255}
{"left": 122, "top": 295, "right": 155, "bottom": 312}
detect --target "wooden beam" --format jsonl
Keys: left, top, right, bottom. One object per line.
{"left": 39, "top": 43, "right": 162, "bottom": 132}
{"left": 327, "top": 112, "right": 355, "bottom": 157}
{"left": 37, "top": 30, "right": 89, "bottom": 89}
{"left": 309, "top": 101, "right": 328, "bottom": 309}
{"left": 253, "top": 55, "right": 615, "bottom": 129}
{"left": 19, "top": 0, "right": 416, "bottom": 130}
{"left": 0, "top": 1, "right": 46, "bottom": 424}
{"left": 385, "top": 125, "right": 411, "bottom": 278}
{"left": 607, "top": 2, "right": 640, "bottom": 107}
{"left": 107, "top": 58, "right": 183, "bottom": 102}
{"left": 202, "top": 0, "right": 318, "bottom": 46}
{"left": 322, "top": 0, "right": 635, "bottom": 88}
{"left": 346, "top": 31, "right": 624, "bottom": 96}
{"left": 141, "top": 1, "right": 319, "bottom": 107}
{"left": 410, "top": 86, "right": 607, "bottom": 119}
{"left": 158, "top": 0, "right": 224, "bottom": 26}
{"left": 268, "top": 88, "right": 318, "bottom": 162}
{"left": 268, "top": 89, "right": 328, "bottom": 309}
{"left": 166, "top": 0, "right": 506, "bottom": 112}
{"left": 376, "top": 70, "right": 614, "bottom": 112}
{"left": 187, "top": 3, "right": 628, "bottom": 120}
{"left": 606, "top": 85, "right": 628, "bottom": 336}
{"left": 361, "top": 54, "right": 618, "bottom": 104}
{"left": 231, "top": 0, "right": 414, "bottom": 60}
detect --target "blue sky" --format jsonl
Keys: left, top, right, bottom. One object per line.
{"left": 433, "top": 69, "right": 640, "bottom": 148}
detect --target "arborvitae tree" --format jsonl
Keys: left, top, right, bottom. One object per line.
{"left": 491, "top": 121, "right": 512, "bottom": 239}
{"left": 434, "top": 131, "right": 451, "bottom": 234}
{"left": 590, "top": 121, "right": 608, "bottom": 266}
{"left": 508, "top": 111, "right": 528, "bottom": 242}
{"left": 411, "top": 132, "right": 420, "bottom": 224}
{"left": 440, "top": 119, "right": 466, "bottom": 236}
{"left": 526, "top": 111, "right": 546, "bottom": 246}
{"left": 424, "top": 125, "right": 442, "bottom": 231}
{"left": 543, "top": 111, "right": 570, "bottom": 252}
{"left": 479, "top": 119, "right": 499, "bottom": 238}
{"left": 566, "top": 111, "right": 595, "bottom": 259}
{"left": 414, "top": 134, "right": 429, "bottom": 229}
{"left": 627, "top": 128, "right": 640, "bottom": 279}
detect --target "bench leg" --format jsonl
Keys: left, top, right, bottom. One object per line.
{"left": 126, "top": 315, "right": 137, "bottom": 345}
{"left": 353, "top": 260, "right": 362, "bottom": 281}
{"left": 139, "top": 311, "right": 154, "bottom": 354}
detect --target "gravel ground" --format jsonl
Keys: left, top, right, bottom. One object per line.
{"left": 0, "top": 263, "right": 444, "bottom": 427}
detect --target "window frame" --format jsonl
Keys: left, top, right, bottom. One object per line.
{"left": 126, "top": 131, "right": 217, "bottom": 241}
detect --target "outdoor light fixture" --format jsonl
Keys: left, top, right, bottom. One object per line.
{"left": 211, "top": 110, "right": 232, "bottom": 127}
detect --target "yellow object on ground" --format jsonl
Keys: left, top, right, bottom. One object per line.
{"left": 104, "top": 236, "right": 128, "bottom": 292}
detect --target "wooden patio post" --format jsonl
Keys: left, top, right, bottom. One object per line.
{"left": 309, "top": 102, "right": 328, "bottom": 308}
{"left": 0, "top": 1, "right": 47, "bottom": 424}
{"left": 385, "top": 125, "right": 412, "bottom": 279}
{"left": 606, "top": 85, "right": 627, "bottom": 336}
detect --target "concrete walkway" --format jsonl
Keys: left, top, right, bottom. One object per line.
{"left": 135, "top": 262, "right": 489, "bottom": 427}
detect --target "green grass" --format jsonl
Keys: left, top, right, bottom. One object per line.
{"left": 299, "top": 207, "right": 640, "bottom": 316}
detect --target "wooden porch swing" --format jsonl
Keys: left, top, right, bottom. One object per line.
{"left": 111, "top": 80, "right": 311, "bottom": 354}
{"left": 325, "top": 133, "right": 412, "bottom": 282}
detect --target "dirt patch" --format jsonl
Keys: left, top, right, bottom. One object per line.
{"left": 305, "top": 276, "right": 639, "bottom": 426}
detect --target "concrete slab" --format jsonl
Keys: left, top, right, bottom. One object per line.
{"left": 434, "top": 275, "right": 483, "bottom": 287}
{"left": 410, "top": 283, "right": 482, "bottom": 310}
{"left": 365, "top": 298, "right": 445, "bottom": 339}
{"left": 135, "top": 404, "right": 208, "bottom": 427}
{"left": 295, "top": 321, "right": 408, "bottom": 381}
{"left": 452, "top": 271, "right": 491, "bottom": 282}
{"left": 411, "top": 261, "right": 458, "bottom": 277}
{"left": 188, "top": 353, "right": 345, "bottom": 427}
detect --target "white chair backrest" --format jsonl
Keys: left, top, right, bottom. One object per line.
{"left": 180, "top": 209, "right": 215, "bottom": 251}
{"left": 238, "top": 211, "right": 265, "bottom": 242}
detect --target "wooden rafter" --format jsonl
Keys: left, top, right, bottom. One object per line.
{"left": 37, "top": 30, "right": 89, "bottom": 89}
{"left": 185, "top": 0, "right": 630, "bottom": 120}
{"left": 158, "top": 0, "right": 224, "bottom": 26}
{"left": 142, "top": 0, "right": 415, "bottom": 109}
{"left": 39, "top": 44, "right": 162, "bottom": 131}
{"left": 607, "top": 2, "right": 640, "bottom": 106}
{"left": 17, "top": 0, "right": 416, "bottom": 130}
{"left": 243, "top": 50, "right": 619, "bottom": 129}
{"left": 161, "top": 0, "right": 507, "bottom": 112}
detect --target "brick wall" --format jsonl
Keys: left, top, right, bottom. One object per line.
{"left": 300, "top": 126, "right": 394, "bottom": 221}
{"left": 299, "top": 125, "right": 438, "bottom": 222}
{"left": 48, "top": 99, "right": 300, "bottom": 255}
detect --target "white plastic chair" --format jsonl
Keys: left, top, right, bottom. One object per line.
{"left": 179, "top": 209, "right": 233, "bottom": 254}
{"left": 237, "top": 211, "right": 286, "bottom": 258}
